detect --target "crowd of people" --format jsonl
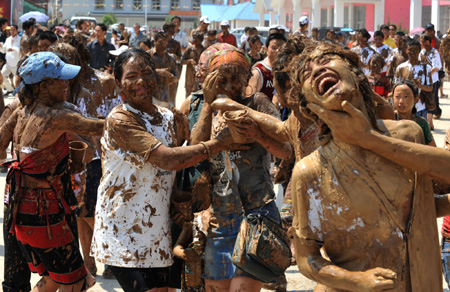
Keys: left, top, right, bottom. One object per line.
{"left": 1, "top": 11, "right": 450, "bottom": 292}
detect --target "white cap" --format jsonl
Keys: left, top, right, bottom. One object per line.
{"left": 299, "top": 16, "right": 311, "bottom": 26}
{"left": 110, "top": 45, "right": 129, "bottom": 56}
{"left": 220, "top": 20, "right": 230, "bottom": 26}
{"left": 277, "top": 25, "right": 287, "bottom": 31}
{"left": 200, "top": 16, "right": 211, "bottom": 24}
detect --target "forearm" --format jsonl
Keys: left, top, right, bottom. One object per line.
{"left": 191, "top": 103, "right": 213, "bottom": 144}
{"left": 435, "top": 195, "right": 450, "bottom": 217}
{"left": 149, "top": 139, "right": 224, "bottom": 171}
{"left": 360, "top": 130, "right": 450, "bottom": 184}
{"left": 254, "top": 131, "right": 292, "bottom": 160}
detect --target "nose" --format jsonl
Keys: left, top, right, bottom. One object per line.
{"left": 311, "top": 64, "right": 327, "bottom": 81}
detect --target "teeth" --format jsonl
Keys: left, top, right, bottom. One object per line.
{"left": 318, "top": 76, "right": 338, "bottom": 95}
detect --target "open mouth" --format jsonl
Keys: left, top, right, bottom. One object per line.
{"left": 316, "top": 72, "right": 340, "bottom": 96}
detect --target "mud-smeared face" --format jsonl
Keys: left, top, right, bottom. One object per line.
{"left": 393, "top": 84, "right": 417, "bottom": 116}
{"left": 300, "top": 55, "right": 360, "bottom": 111}
{"left": 215, "top": 65, "right": 249, "bottom": 99}
{"left": 406, "top": 44, "right": 420, "bottom": 62}
{"left": 119, "top": 57, "right": 157, "bottom": 105}
{"left": 41, "top": 78, "right": 69, "bottom": 102}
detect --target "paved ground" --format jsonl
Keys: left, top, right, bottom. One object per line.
{"left": 1, "top": 71, "right": 450, "bottom": 291}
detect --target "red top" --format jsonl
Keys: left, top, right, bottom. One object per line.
{"left": 442, "top": 216, "right": 450, "bottom": 238}
{"left": 217, "top": 33, "right": 237, "bottom": 47}
{"left": 254, "top": 62, "right": 274, "bottom": 101}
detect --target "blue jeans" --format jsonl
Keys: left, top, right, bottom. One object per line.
{"left": 442, "top": 238, "right": 450, "bottom": 286}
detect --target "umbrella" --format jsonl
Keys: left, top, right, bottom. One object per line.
{"left": 20, "top": 11, "right": 49, "bottom": 23}
{"left": 409, "top": 27, "right": 425, "bottom": 36}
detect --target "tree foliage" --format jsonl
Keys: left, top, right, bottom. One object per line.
{"left": 102, "top": 13, "right": 117, "bottom": 28}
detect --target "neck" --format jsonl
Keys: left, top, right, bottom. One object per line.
{"left": 409, "top": 58, "right": 419, "bottom": 65}
{"left": 128, "top": 101, "right": 157, "bottom": 115}
{"left": 398, "top": 111, "right": 412, "bottom": 120}
{"left": 98, "top": 38, "right": 105, "bottom": 45}
{"left": 156, "top": 48, "right": 165, "bottom": 55}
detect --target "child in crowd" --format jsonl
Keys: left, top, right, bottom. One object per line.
{"left": 181, "top": 31, "right": 205, "bottom": 97}
{"left": 367, "top": 54, "right": 391, "bottom": 101}
{"left": 202, "top": 30, "right": 218, "bottom": 49}
{"left": 392, "top": 80, "right": 436, "bottom": 146}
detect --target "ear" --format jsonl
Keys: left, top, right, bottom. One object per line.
{"left": 115, "top": 78, "right": 123, "bottom": 92}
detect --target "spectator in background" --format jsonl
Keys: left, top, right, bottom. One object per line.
{"left": 348, "top": 31, "right": 357, "bottom": 48}
{"left": 381, "top": 24, "right": 396, "bottom": 48}
{"left": 323, "top": 29, "right": 338, "bottom": 45}
{"left": 420, "top": 34, "right": 443, "bottom": 119}
{"left": 190, "top": 16, "right": 210, "bottom": 43}
{"left": 245, "top": 33, "right": 286, "bottom": 101}
{"left": 294, "top": 16, "right": 311, "bottom": 36}
{"left": 0, "top": 17, "right": 8, "bottom": 69}
{"left": 139, "top": 38, "right": 152, "bottom": 52}
{"left": 181, "top": 31, "right": 204, "bottom": 97}
{"left": 0, "top": 24, "right": 20, "bottom": 94}
{"left": 203, "top": 29, "right": 219, "bottom": 48}
{"left": 240, "top": 27, "right": 257, "bottom": 53}
{"left": 117, "top": 23, "right": 129, "bottom": 47}
{"left": 171, "top": 16, "right": 188, "bottom": 51}
{"left": 311, "top": 27, "right": 320, "bottom": 40}
{"left": 352, "top": 28, "right": 376, "bottom": 75}
{"left": 111, "top": 29, "right": 120, "bottom": 49}
{"left": 425, "top": 23, "right": 441, "bottom": 50}
{"left": 336, "top": 31, "right": 346, "bottom": 47}
{"left": 367, "top": 54, "right": 391, "bottom": 100}
{"left": 246, "top": 35, "right": 265, "bottom": 66}
{"left": 87, "top": 23, "right": 116, "bottom": 72}
{"left": 163, "top": 22, "right": 182, "bottom": 64}
{"left": 38, "top": 30, "right": 58, "bottom": 51}
{"left": 268, "top": 25, "right": 279, "bottom": 35}
{"left": 241, "top": 26, "right": 250, "bottom": 45}
{"left": 151, "top": 31, "right": 178, "bottom": 108}
{"left": 389, "top": 24, "right": 397, "bottom": 39}
{"left": 372, "top": 30, "right": 392, "bottom": 72}
{"left": 129, "top": 23, "right": 145, "bottom": 48}
{"left": 217, "top": 20, "right": 237, "bottom": 47}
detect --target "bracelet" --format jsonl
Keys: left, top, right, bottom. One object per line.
{"left": 200, "top": 141, "right": 212, "bottom": 160}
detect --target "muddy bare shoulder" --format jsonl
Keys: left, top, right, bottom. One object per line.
{"left": 378, "top": 119, "right": 424, "bottom": 144}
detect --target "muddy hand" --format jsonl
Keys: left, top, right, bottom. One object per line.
{"left": 307, "top": 101, "right": 372, "bottom": 146}
{"left": 215, "top": 126, "right": 251, "bottom": 151}
{"left": 202, "top": 71, "right": 220, "bottom": 104}
{"left": 355, "top": 268, "right": 396, "bottom": 292}
{"left": 211, "top": 97, "right": 246, "bottom": 112}
{"left": 172, "top": 107, "right": 190, "bottom": 144}
{"left": 233, "top": 117, "right": 260, "bottom": 140}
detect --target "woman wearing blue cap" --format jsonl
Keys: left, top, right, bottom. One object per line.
{"left": 0, "top": 51, "right": 104, "bottom": 291}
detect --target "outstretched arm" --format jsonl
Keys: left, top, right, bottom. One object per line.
{"left": 52, "top": 110, "right": 105, "bottom": 137}
{"left": 308, "top": 101, "right": 450, "bottom": 184}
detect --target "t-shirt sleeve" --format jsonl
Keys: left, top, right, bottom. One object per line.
{"left": 416, "top": 116, "right": 434, "bottom": 145}
{"left": 105, "top": 111, "right": 162, "bottom": 162}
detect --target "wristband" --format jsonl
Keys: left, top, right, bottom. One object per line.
{"left": 200, "top": 141, "right": 212, "bottom": 160}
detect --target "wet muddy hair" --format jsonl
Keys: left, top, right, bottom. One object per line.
{"left": 272, "top": 35, "right": 318, "bottom": 93}
{"left": 113, "top": 47, "right": 156, "bottom": 83}
{"left": 369, "top": 54, "right": 385, "bottom": 68}
{"left": 49, "top": 43, "right": 82, "bottom": 104}
{"left": 288, "top": 42, "right": 380, "bottom": 139}
{"left": 62, "top": 35, "right": 91, "bottom": 65}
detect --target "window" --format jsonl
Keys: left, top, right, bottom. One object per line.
{"left": 192, "top": 0, "right": 200, "bottom": 10}
{"left": 133, "top": 0, "right": 142, "bottom": 10}
{"left": 171, "top": 0, "right": 180, "bottom": 10}
{"left": 115, "top": 0, "right": 123, "bottom": 9}
{"left": 95, "top": 0, "right": 105, "bottom": 10}
{"left": 152, "top": 0, "right": 160, "bottom": 10}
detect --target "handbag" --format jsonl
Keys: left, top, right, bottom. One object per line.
{"left": 420, "top": 64, "right": 436, "bottom": 111}
{"left": 232, "top": 213, "right": 292, "bottom": 283}
{"left": 439, "top": 70, "right": 446, "bottom": 81}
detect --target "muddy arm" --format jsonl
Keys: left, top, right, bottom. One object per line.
{"left": 308, "top": 101, "right": 450, "bottom": 184}
{"left": 211, "top": 98, "right": 290, "bottom": 143}
{"left": 0, "top": 109, "right": 18, "bottom": 161}
{"left": 52, "top": 110, "right": 104, "bottom": 137}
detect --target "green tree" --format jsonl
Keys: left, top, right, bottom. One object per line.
{"left": 102, "top": 13, "right": 117, "bottom": 28}
{"left": 165, "top": 15, "right": 174, "bottom": 22}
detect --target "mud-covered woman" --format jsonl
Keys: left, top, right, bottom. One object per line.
{"left": 190, "top": 49, "right": 292, "bottom": 292}
{"left": 0, "top": 52, "right": 105, "bottom": 292}
{"left": 90, "top": 48, "right": 236, "bottom": 292}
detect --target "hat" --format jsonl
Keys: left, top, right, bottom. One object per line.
{"left": 425, "top": 23, "right": 435, "bottom": 30}
{"left": 110, "top": 45, "right": 129, "bottom": 56}
{"left": 269, "top": 24, "right": 279, "bottom": 30}
{"left": 200, "top": 16, "right": 210, "bottom": 24}
{"left": 277, "top": 25, "right": 287, "bottom": 31}
{"left": 220, "top": 20, "right": 230, "bottom": 27}
{"left": 13, "top": 52, "right": 80, "bottom": 95}
{"left": 299, "top": 16, "right": 311, "bottom": 26}
{"left": 349, "top": 31, "right": 356, "bottom": 35}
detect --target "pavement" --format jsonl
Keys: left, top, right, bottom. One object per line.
{"left": 1, "top": 69, "right": 450, "bottom": 291}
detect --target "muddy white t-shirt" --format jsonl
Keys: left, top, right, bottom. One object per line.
{"left": 91, "top": 103, "right": 176, "bottom": 268}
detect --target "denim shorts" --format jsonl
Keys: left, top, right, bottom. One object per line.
{"left": 203, "top": 201, "right": 281, "bottom": 281}
{"left": 417, "top": 109, "right": 428, "bottom": 119}
{"left": 203, "top": 212, "right": 243, "bottom": 280}
{"left": 442, "top": 238, "right": 450, "bottom": 287}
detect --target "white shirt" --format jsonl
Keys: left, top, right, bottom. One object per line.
{"left": 372, "top": 44, "right": 392, "bottom": 73}
{"left": 173, "top": 30, "right": 188, "bottom": 49}
{"left": 0, "top": 34, "right": 21, "bottom": 68}
{"left": 420, "top": 47, "right": 442, "bottom": 84}
{"left": 92, "top": 103, "right": 176, "bottom": 268}
{"left": 351, "top": 46, "right": 376, "bottom": 75}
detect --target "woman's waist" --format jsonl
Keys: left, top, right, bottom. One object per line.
{"left": 20, "top": 175, "right": 53, "bottom": 188}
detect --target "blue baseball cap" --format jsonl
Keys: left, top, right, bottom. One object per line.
{"left": 13, "top": 52, "right": 81, "bottom": 96}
